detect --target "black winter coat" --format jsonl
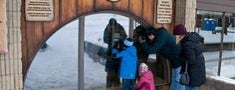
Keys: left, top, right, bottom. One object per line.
{"left": 180, "top": 32, "right": 206, "bottom": 87}
{"left": 103, "top": 22, "right": 127, "bottom": 55}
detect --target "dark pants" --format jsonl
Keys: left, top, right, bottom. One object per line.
{"left": 105, "top": 58, "right": 121, "bottom": 87}
{"left": 122, "top": 79, "right": 135, "bottom": 90}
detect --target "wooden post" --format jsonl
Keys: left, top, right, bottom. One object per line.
{"left": 78, "top": 16, "right": 85, "bottom": 90}
{"left": 129, "top": 17, "right": 134, "bottom": 38}
{"left": 218, "top": 12, "right": 225, "bottom": 76}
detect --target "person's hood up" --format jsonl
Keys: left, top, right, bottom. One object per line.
{"left": 182, "top": 32, "right": 204, "bottom": 43}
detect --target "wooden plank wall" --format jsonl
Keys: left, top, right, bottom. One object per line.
{"left": 21, "top": 0, "right": 175, "bottom": 80}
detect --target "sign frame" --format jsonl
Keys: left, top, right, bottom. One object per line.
{"left": 25, "top": 0, "right": 54, "bottom": 21}
{"left": 156, "top": 0, "right": 173, "bottom": 24}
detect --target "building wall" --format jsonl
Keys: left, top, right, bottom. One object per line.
{"left": 1, "top": 0, "right": 234, "bottom": 90}
{"left": 175, "top": 0, "right": 196, "bottom": 32}
{"left": 0, "top": 0, "right": 23, "bottom": 90}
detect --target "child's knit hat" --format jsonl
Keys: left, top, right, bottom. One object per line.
{"left": 124, "top": 38, "right": 134, "bottom": 46}
{"left": 139, "top": 63, "right": 149, "bottom": 75}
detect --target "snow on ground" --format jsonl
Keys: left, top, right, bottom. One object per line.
{"left": 24, "top": 20, "right": 79, "bottom": 90}
{"left": 24, "top": 13, "right": 129, "bottom": 90}
{"left": 84, "top": 14, "right": 129, "bottom": 89}
{"left": 210, "top": 76, "right": 235, "bottom": 84}
{"left": 84, "top": 53, "right": 106, "bottom": 89}
{"left": 198, "top": 30, "right": 235, "bottom": 44}
{"left": 24, "top": 13, "right": 235, "bottom": 90}
{"left": 205, "top": 58, "right": 235, "bottom": 78}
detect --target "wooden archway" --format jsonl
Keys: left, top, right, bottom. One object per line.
{"left": 21, "top": 0, "right": 175, "bottom": 82}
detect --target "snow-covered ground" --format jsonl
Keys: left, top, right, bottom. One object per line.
{"left": 24, "top": 20, "right": 79, "bottom": 90}
{"left": 24, "top": 13, "right": 235, "bottom": 90}
{"left": 198, "top": 30, "right": 235, "bottom": 44}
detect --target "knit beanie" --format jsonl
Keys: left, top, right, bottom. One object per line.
{"left": 173, "top": 24, "right": 187, "bottom": 35}
{"left": 124, "top": 38, "right": 134, "bottom": 46}
{"left": 145, "top": 28, "right": 155, "bottom": 36}
{"left": 139, "top": 63, "right": 149, "bottom": 75}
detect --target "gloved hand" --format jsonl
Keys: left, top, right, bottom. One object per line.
{"left": 112, "top": 48, "right": 118, "bottom": 54}
{"left": 112, "top": 49, "right": 118, "bottom": 58}
{"left": 138, "top": 36, "right": 146, "bottom": 44}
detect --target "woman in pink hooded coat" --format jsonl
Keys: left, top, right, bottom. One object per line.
{"left": 135, "top": 63, "right": 155, "bottom": 90}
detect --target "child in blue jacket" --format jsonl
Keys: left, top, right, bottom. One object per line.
{"left": 112, "top": 38, "right": 138, "bottom": 90}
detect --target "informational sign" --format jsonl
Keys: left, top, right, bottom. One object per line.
{"left": 25, "top": 0, "right": 54, "bottom": 21}
{"left": 157, "top": 0, "right": 173, "bottom": 23}
{"left": 0, "top": 0, "right": 7, "bottom": 53}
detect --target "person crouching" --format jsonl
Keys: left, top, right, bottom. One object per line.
{"left": 135, "top": 63, "right": 155, "bottom": 90}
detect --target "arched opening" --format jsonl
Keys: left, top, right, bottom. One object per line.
{"left": 21, "top": 0, "right": 176, "bottom": 89}
{"left": 21, "top": 0, "right": 175, "bottom": 81}
{"left": 23, "top": 12, "right": 171, "bottom": 90}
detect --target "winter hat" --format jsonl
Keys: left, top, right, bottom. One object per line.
{"left": 109, "top": 18, "right": 117, "bottom": 24}
{"left": 124, "top": 38, "right": 134, "bottom": 46}
{"left": 145, "top": 28, "right": 155, "bottom": 36}
{"left": 173, "top": 24, "right": 187, "bottom": 35}
{"left": 139, "top": 63, "right": 149, "bottom": 75}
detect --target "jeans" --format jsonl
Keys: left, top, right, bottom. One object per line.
{"left": 122, "top": 79, "right": 135, "bottom": 90}
{"left": 185, "top": 86, "right": 197, "bottom": 90}
{"left": 170, "top": 66, "right": 185, "bottom": 90}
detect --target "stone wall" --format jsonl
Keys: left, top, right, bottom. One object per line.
{"left": 0, "top": 0, "right": 23, "bottom": 90}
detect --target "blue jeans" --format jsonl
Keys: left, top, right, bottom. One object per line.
{"left": 185, "top": 86, "right": 197, "bottom": 90}
{"left": 122, "top": 79, "right": 135, "bottom": 90}
{"left": 170, "top": 66, "right": 185, "bottom": 90}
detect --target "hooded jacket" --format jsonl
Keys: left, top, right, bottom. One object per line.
{"left": 103, "top": 19, "right": 127, "bottom": 54}
{"left": 141, "top": 27, "right": 182, "bottom": 68}
{"left": 114, "top": 45, "right": 138, "bottom": 79}
{"left": 135, "top": 71, "right": 155, "bottom": 90}
{"left": 180, "top": 32, "right": 206, "bottom": 87}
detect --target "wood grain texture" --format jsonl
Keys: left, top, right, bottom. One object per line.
{"left": 21, "top": 0, "right": 175, "bottom": 80}
{"left": 43, "top": 0, "right": 60, "bottom": 40}
{"left": 77, "top": 0, "right": 94, "bottom": 15}
{"left": 129, "top": 0, "right": 143, "bottom": 18}
{"left": 94, "top": 0, "right": 112, "bottom": 11}
{"left": 143, "top": 0, "right": 154, "bottom": 25}
{"left": 60, "top": 0, "right": 77, "bottom": 23}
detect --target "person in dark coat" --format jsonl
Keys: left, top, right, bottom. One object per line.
{"left": 140, "top": 27, "right": 184, "bottom": 90}
{"left": 103, "top": 18, "right": 127, "bottom": 87}
{"left": 133, "top": 25, "right": 149, "bottom": 63}
{"left": 103, "top": 18, "right": 127, "bottom": 54}
{"left": 173, "top": 24, "right": 206, "bottom": 90}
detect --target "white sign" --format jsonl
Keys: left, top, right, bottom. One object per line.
{"left": 0, "top": 0, "right": 7, "bottom": 53}
{"left": 157, "top": 0, "right": 172, "bottom": 23}
{"left": 25, "top": 0, "right": 54, "bottom": 21}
